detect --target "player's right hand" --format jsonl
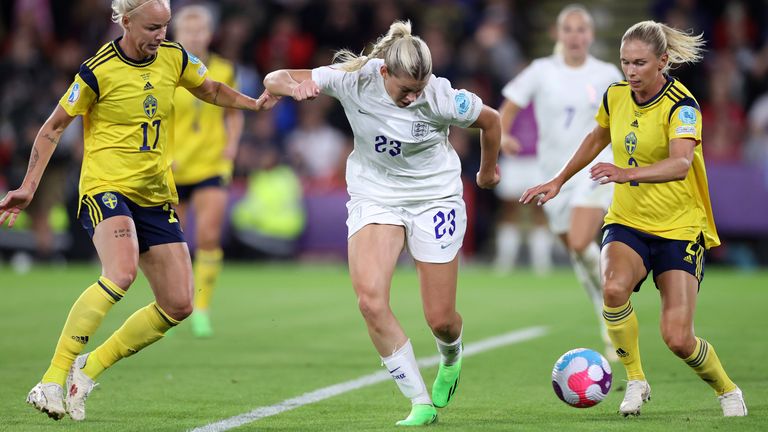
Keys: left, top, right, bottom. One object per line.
{"left": 519, "top": 178, "right": 562, "bottom": 206}
{"left": 253, "top": 90, "right": 281, "bottom": 111}
{"left": 500, "top": 134, "right": 522, "bottom": 156}
{"left": 0, "top": 188, "right": 33, "bottom": 228}
{"left": 290, "top": 80, "right": 320, "bottom": 101}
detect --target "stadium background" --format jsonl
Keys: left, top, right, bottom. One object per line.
{"left": 1, "top": 0, "right": 767, "bottom": 268}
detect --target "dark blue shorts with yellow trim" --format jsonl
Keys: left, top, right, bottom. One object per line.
{"left": 79, "top": 192, "right": 185, "bottom": 253}
{"left": 175, "top": 176, "right": 225, "bottom": 202}
{"left": 601, "top": 223, "right": 705, "bottom": 292}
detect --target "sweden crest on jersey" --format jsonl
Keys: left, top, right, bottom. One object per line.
{"left": 143, "top": 95, "right": 158, "bottom": 118}
{"left": 101, "top": 192, "right": 118, "bottom": 210}
{"left": 624, "top": 131, "right": 637, "bottom": 154}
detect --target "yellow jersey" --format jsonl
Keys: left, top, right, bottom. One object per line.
{"left": 596, "top": 76, "right": 720, "bottom": 248}
{"left": 172, "top": 54, "right": 237, "bottom": 185}
{"left": 59, "top": 37, "right": 209, "bottom": 209}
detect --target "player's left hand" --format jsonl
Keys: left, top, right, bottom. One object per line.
{"left": 476, "top": 164, "right": 500, "bottom": 189}
{"left": 590, "top": 162, "right": 628, "bottom": 184}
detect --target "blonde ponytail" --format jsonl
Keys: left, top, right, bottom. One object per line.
{"left": 333, "top": 20, "right": 432, "bottom": 80}
{"left": 622, "top": 20, "right": 705, "bottom": 72}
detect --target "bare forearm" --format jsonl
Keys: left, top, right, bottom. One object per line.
{"left": 189, "top": 79, "right": 256, "bottom": 110}
{"left": 263, "top": 70, "right": 300, "bottom": 97}
{"left": 555, "top": 130, "right": 608, "bottom": 184}
{"left": 479, "top": 121, "right": 501, "bottom": 173}
{"left": 22, "top": 127, "right": 60, "bottom": 192}
{"left": 626, "top": 157, "right": 691, "bottom": 183}
{"left": 499, "top": 100, "right": 520, "bottom": 132}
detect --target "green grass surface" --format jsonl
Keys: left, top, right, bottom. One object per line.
{"left": 0, "top": 263, "right": 765, "bottom": 431}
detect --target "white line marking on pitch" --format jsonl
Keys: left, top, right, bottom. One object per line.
{"left": 189, "top": 326, "right": 548, "bottom": 432}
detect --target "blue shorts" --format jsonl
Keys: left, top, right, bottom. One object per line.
{"left": 601, "top": 223, "right": 705, "bottom": 292}
{"left": 79, "top": 192, "right": 185, "bottom": 253}
{"left": 175, "top": 176, "right": 225, "bottom": 202}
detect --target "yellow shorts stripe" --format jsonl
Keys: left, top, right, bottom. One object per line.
{"left": 86, "top": 195, "right": 103, "bottom": 223}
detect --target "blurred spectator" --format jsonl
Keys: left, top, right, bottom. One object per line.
{"left": 232, "top": 145, "right": 305, "bottom": 257}
{"left": 745, "top": 91, "right": 768, "bottom": 166}
{"left": 285, "top": 97, "right": 349, "bottom": 191}
{"left": 702, "top": 53, "right": 746, "bottom": 162}
{"left": 256, "top": 14, "right": 315, "bottom": 72}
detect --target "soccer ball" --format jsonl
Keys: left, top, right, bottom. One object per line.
{"left": 551, "top": 348, "right": 612, "bottom": 408}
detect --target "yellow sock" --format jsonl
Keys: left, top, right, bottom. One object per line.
{"left": 193, "top": 248, "right": 223, "bottom": 311}
{"left": 684, "top": 337, "right": 737, "bottom": 395}
{"left": 603, "top": 301, "right": 645, "bottom": 381}
{"left": 41, "top": 277, "right": 125, "bottom": 386}
{"left": 84, "top": 302, "right": 179, "bottom": 379}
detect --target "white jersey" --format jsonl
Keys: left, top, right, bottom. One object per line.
{"left": 312, "top": 59, "right": 482, "bottom": 206}
{"left": 502, "top": 55, "right": 623, "bottom": 180}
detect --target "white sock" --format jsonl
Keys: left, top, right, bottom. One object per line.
{"left": 381, "top": 339, "right": 431, "bottom": 405}
{"left": 571, "top": 243, "right": 610, "bottom": 343}
{"left": 435, "top": 327, "right": 463, "bottom": 366}
{"left": 529, "top": 227, "right": 553, "bottom": 274}
{"left": 494, "top": 224, "right": 521, "bottom": 272}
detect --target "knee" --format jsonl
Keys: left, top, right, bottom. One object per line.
{"left": 425, "top": 313, "right": 455, "bottom": 337}
{"left": 602, "top": 280, "right": 628, "bottom": 306}
{"left": 356, "top": 292, "right": 390, "bottom": 324}
{"left": 104, "top": 267, "right": 138, "bottom": 290}
{"left": 162, "top": 300, "right": 193, "bottom": 322}
{"left": 662, "top": 328, "right": 695, "bottom": 358}
{"left": 196, "top": 233, "right": 220, "bottom": 250}
{"left": 567, "top": 236, "right": 590, "bottom": 256}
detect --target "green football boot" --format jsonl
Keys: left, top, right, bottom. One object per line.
{"left": 431, "top": 357, "right": 461, "bottom": 408}
{"left": 191, "top": 310, "right": 213, "bottom": 338}
{"left": 395, "top": 404, "right": 438, "bottom": 426}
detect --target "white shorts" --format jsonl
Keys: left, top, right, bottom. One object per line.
{"left": 346, "top": 197, "right": 467, "bottom": 263}
{"left": 542, "top": 172, "right": 613, "bottom": 234}
{"left": 495, "top": 156, "right": 541, "bottom": 200}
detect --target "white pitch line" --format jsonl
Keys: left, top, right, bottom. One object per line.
{"left": 189, "top": 326, "right": 548, "bottom": 432}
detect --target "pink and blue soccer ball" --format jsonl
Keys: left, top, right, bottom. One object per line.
{"left": 552, "top": 348, "right": 612, "bottom": 408}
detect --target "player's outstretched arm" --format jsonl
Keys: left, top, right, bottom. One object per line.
{"left": 0, "top": 105, "right": 75, "bottom": 227}
{"left": 520, "top": 124, "right": 610, "bottom": 206}
{"left": 188, "top": 78, "right": 279, "bottom": 112}
{"left": 469, "top": 105, "right": 502, "bottom": 189}
{"left": 263, "top": 70, "right": 319, "bottom": 101}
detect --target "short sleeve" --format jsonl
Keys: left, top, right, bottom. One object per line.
{"left": 595, "top": 88, "right": 611, "bottom": 128}
{"left": 311, "top": 65, "right": 352, "bottom": 99}
{"left": 431, "top": 77, "right": 483, "bottom": 128}
{"left": 179, "top": 49, "right": 208, "bottom": 89}
{"left": 59, "top": 73, "right": 97, "bottom": 116}
{"left": 501, "top": 61, "right": 539, "bottom": 107}
{"left": 668, "top": 100, "right": 702, "bottom": 144}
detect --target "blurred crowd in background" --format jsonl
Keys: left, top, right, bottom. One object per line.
{"left": 1, "top": 0, "right": 767, "bottom": 270}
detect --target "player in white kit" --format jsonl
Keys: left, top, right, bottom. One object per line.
{"left": 264, "top": 20, "right": 501, "bottom": 426}
{"left": 499, "top": 5, "right": 623, "bottom": 360}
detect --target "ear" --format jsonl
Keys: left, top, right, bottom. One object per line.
{"left": 122, "top": 15, "right": 131, "bottom": 30}
{"left": 659, "top": 52, "right": 669, "bottom": 71}
{"left": 379, "top": 64, "right": 389, "bottom": 79}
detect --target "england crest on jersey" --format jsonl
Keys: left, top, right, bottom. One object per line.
{"left": 412, "top": 121, "right": 430, "bottom": 139}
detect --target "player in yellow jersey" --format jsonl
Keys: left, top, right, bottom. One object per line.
{"left": 521, "top": 20, "right": 747, "bottom": 417}
{"left": 0, "top": 0, "right": 276, "bottom": 422}
{"left": 171, "top": 5, "right": 243, "bottom": 338}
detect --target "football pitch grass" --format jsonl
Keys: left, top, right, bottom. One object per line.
{"left": 0, "top": 263, "right": 765, "bottom": 431}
